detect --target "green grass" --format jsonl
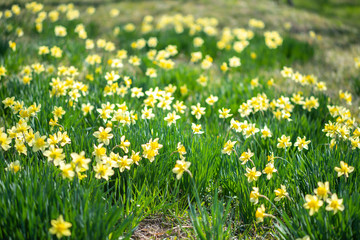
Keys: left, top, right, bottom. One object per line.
{"left": 293, "top": 0, "right": 360, "bottom": 28}
{"left": 0, "top": 1, "right": 359, "bottom": 239}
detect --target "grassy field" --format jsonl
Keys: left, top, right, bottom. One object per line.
{"left": 0, "top": 1, "right": 359, "bottom": 239}
{"left": 293, "top": 0, "right": 360, "bottom": 27}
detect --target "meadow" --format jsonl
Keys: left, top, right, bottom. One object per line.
{"left": 0, "top": 1, "right": 359, "bottom": 239}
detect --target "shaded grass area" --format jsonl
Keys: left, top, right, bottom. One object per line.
{"left": 293, "top": 0, "right": 360, "bottom": 28}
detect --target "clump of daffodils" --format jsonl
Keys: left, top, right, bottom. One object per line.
{"left": 142, "top": 138, "right": 163, "bottom": 162}
{"left": 303, "top": 182, "right": 345, "bottom": 216}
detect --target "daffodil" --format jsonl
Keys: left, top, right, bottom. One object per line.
{"left": 245, "top": 167, "right": 261, "bottom": 182}
{"left": 49, "top": 215, "right": 72, "bottom": 239}
{"left": 274, "top": 185, "right": 289, "bottom": 201}
{"left": 173, "top": 101, "right": 187, "bottom": 114}
{"left": 294, "top": 136, "right": 311, "bottom": 151}
{"left": 303, "top": 195, "right": 323, "bottom": 216}
{"left": 0, "top": 132, "right": 12, "bottom": 151}
{"left": 334, "top": 161, "right": 354, "bottom": 178}
{"left": 239, "top": 149, "right": 254, "bottom": 165}
{"left": 262, "top": 162, "right": 277, "bottom": 180}
{"left": 33, "top": 132, "right": 49, "bottom": 152}
{"left": 118, "top": 155, "right": 133, "bottom": 172}
{"left": 5, "top": 160, "right": 21, "bottom": 173}
{"left": 191, "top": 123, "right": 204, "bottom": 135}
{"left": 255, "top": 204, "right": 266, "bottom": 223}
{"left": 176, "top": 142, "right": 186, "bottom": 156}
{"left": 94, "top": 163, "right": 114, "bottom": 180}
{"left": 71, "top": 151, "right": 91, "bottom": 171}
{"left": 222, "top": 140, "right": 237, "bottom": 155}
{"left": 261, "top": 126, "right": 272, "bottom": 138}
{"left": 277, "top": 135, "right": 292, "bottom": 149}
{"left": 243, "top": 124, "right": 259, "bottom": 138}
{"left": 229, "top": 56, "right": 241, "bottom": 67}
{"left": 93, "top": 144, "right": 107, "bottom": 161}
{"left": 2, "top": 97, "right": 15, "bottom": 108}
{"left": 325, "top": 194, "right": 344, "bottom": 214}
{"left": 59, "top": 163, "right": 75, "bottom": 180}
{"left": 130, "top": 150, "right": 142, "bottom": 165}
{"left": 164, "top": 111, "right": 181, "bottom": 126}
{"left": 250, "top": 187, "right": 260, "bottom": 204}
{"left": 15, "top": 139, "right": 27, "bottom": 155}
{"left": 52, "top": 106, "right": 66, "bottom": 120}
{"left": 43, "top": 146, "right": 65, "bottom": 166}
{"left": 119, "top": 135, "right": 131, "bottom": 153}
{"left": 172, "top": 158, "right": 191, "bottom": 179}
{"left": 303, "top": 96, "right": 319, "bottom": 111}
{"left": 81, "top": 103, "right": 94, "bottom": 116}
{"left": 141, "top": 138, "right": 162, "bottom": 162}
{"left": 230, "top": 118, "right": 241, "bottom": 132}
{"left": 205, "top": 95, "right": 218, "bottom": 106}
{"left": 93, "top": 127, "right": 113, "bottom": 145}
{"left": 191, "top": 103, "right": 206, "bottom": 120}
{"left": 219, "top": 108, "right": 233, "bottom": 119}
{"left": 314, "top": 182, "right": 330, "bottom": 199}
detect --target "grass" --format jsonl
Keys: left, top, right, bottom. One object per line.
{"left": 0, "top": 1, "right": 360, "bottom": 239}
{"left": 293, "top": 0, "right": 360, "bottom": 28}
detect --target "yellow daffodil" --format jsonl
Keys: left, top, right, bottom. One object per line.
{"left": 172, "top": 158, "right": 191, "bottom": 179}
{"left": 49, "top": 215, "right": 72, "bottom": 239}
{"left": 325, "top": 194, "right": 344, "bottom": 214}
{"left": 303, "top": 195, "right": 323, "bottom": 216}
{"left": 334, "top": 161, "right": 354, "bottom": 178}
